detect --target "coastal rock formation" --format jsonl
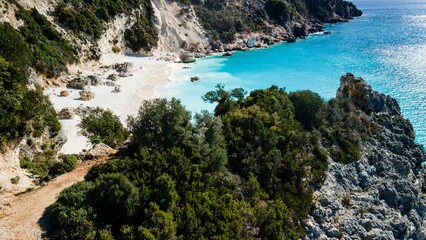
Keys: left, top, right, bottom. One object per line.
{"left": 179, "top": 51, "right": 196, "bottom": 63}
{"left": 305, "top": 74, "right": 426, "bottom": 239}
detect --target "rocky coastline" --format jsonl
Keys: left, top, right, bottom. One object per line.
{"left": 305, "top": 74, "right": 426, "bottom": 239}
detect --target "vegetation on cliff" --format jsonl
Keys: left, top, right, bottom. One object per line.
{"left": 15, "top": 8, "right": 78, "bottom": 77}
{"left": 0, "top": 22, "right": 60, "bottom": 151}
{"left": 47, "top": 81, "right": 373, "bottom": 239}
{"left": 55, "top": 0, "right": 158, "bottom": 52}
{"left": 177, "top": 0, "right": 361, "bottom": 43}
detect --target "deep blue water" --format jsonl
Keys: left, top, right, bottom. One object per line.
{"left": 160, "top": 0, "right": 426, "bottom": 146}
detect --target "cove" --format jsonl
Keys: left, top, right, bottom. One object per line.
{"left": 160, "top": 0, "right": 426, "bottom": 146}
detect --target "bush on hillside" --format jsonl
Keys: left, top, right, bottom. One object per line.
{"left": 79, "top": 108, "right": 129, "bottom": 148}
{"left": 15, "top": 8, "right": 77, "bottom": 77}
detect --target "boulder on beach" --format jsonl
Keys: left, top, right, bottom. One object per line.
{"left": 79, "top": 90, "right": 95, "bottom": 101}
{"left": 57, "top": 107, "right": 74, "bottom": 119}
{"left": 59, "top": 90, "right": 70, "bottom": 97}
{"left": 118, "top": 72, "right": 129, "bottom": 78}
{"left": 105, "top": 81, "right": 116, "bottom": 87}
{"left": 112, "top": 85, "right": 122, "bottom": 93}
{"left": 114, "top": 62, "right": 134, "bottom": 73}
{"left": 67, "top": 77, "right": 90, "bottom": 90}
{"left": 84, "top": 143, "right": 116, "bottom": 160}
{"left": 107, "top": 74, "right": 118, "bottom": 81}
{"left": 179, "top": 52, "right": 196, "bottom": 63}
{"left": 88, "top": 75, "right": 102, "bottom": 86}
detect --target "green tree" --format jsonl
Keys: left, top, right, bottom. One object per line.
{"left": 79, "top": 108, "right": 129, "bottom": 148}
{"left": 289, "top": 90, "right": 326, "bottom": 130}
{"left": 127, "top": 98, "right": 192, "bottom": 151}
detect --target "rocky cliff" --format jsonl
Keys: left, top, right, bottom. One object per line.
{"left": 305, "top": 74, "right": 426, "bottom": 239}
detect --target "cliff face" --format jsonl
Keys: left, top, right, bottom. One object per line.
{"left": 187, "top": 0, "right": 362, "bottom": 52}
{"left": 306, "top": 74, "right": 426, "bottom": 239}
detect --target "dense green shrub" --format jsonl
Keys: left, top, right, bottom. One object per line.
{"left": 48, "top": 93, "right": 332, "bottom": 239}
{"left": 20, "top": 154, "right": 77, "bottom": 181}
{"left": 15, "top": 8, "right": 77, "bottom": 77}
{"left": 47, "top": 81, "right": 374, "bottom": 239}
{"left": 0, "top": 55, "right": 60, "bottom": 150}
{"left": 0, "top": 22, "right": 32, "bottom": 67}
{"left": 289, "top": 90, "right": 326, "bottom": 130}
{"left": 79, "top": 108, "right": 129, "bottom": 148}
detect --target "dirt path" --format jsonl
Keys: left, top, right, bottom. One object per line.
{"left": 0, "top": 160, "right": 102, "bottom": 239}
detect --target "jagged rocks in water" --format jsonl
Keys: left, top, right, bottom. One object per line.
{"left": 67, "top": 77, "right": 90, "bottom": 90}
{"left": 287, "top": 37, "right": 296, "bottom": 43}
{"left": 294, "top": 23, "right": 309, "bottom": 37}
{"left": 190, "top": 76, "right": 200, "bottom": 82}
{"left": 180, "top": 52, "right": 196, "bottom": 63}
{"left": 211, "top": 40, "right": 224, "bottom": 52}
{"left": 222, "top": 51, "right": 233, "bottom": 57}
{"left": 57, "top": 107, "right": 74, "bottom": 119}
{"left": 59, "top": 90, "right": 70, "bottom": 97}
{"left": 79, "top": 91, "right": 95, "bottom": 101}
{"left": 305, "top": 74, "right": 426, "bottom": 239}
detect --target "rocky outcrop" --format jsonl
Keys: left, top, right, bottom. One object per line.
{"left": 179, "top": 51, "right": 196, "bottom": 63}
{"left": 84, "top": 143, "right": 116, "bottom": 160}
{"left": 305, "top": 74, "right": 426, "bottom": 239}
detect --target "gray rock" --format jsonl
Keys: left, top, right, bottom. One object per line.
{"left": 306, "top": 74, "right": 426, "bottom": 239}
{"left": 107, "top": 74, "right": 118, "bottom": 81}
{"left": 88, "top": 75, "right": 102, "bottom": 86}
{"left": 67, "top": 77, "right": 90, "bottom": 90}
{"left": 114, "top": 62, "right": 133, "bottom": 73}
{"left": 247, "top": 36, "right": 257, "bottom": 48}
{"left": 105, "top": 80, "right": 116, "bottom": 87}
{"left": 179, "top": 52, "right": 196, "bottom": 63}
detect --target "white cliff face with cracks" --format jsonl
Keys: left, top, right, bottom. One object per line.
{"left": 151, "top": 0, "right": 209, "bottom": 53}
{"left": 305, "top": 74, "right": 426, "bottom": 240}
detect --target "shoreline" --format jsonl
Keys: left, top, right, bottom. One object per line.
{"left": 44, "top": 52, "right": 174, "bottom": 154}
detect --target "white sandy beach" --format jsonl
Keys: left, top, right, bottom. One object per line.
{"left": 44, "top": 53, "right": 176, "bottom": 154}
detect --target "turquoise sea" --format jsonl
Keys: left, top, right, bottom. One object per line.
{"left": 160, "top": 0, "right": 426, "bottom": 146}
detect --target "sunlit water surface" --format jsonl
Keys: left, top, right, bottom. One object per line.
{"left": 159, "top": 0, "right": 426, "bottom": 146}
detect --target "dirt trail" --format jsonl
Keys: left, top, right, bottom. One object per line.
{"left": 0, "top": 160, "right": 101, "bottom": 240}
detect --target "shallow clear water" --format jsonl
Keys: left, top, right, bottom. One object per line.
{"left": 160, "top": 0, "right": 426, "bottom": 146}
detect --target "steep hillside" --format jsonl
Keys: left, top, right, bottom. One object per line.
{"left": 182, "top": 0, "right": 362, "bottom": 51}
{"left": 305, "top": 74, "right": 426, "bottom": 239}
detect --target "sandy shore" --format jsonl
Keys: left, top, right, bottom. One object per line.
{"left": 44, "top": 53, "right": 175, "bottom": 154}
